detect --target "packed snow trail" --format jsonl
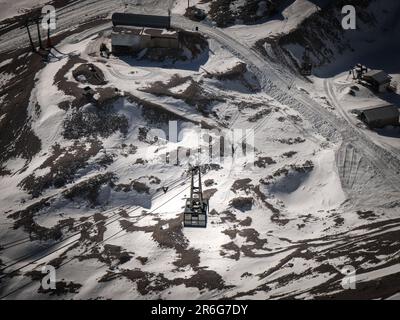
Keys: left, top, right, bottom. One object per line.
{"left": 324, "top": 78, "right": 400, "bottom": 161}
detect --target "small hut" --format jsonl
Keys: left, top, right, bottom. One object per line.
{"left": 359, "top": 104, "right": 399, "bottom": 128}
{"left": 362, "top": 70, "right": 392, "bottom": 93}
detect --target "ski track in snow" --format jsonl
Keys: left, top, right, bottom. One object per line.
{"left": 0, "top": 0, "right": 399, "bottom": 300}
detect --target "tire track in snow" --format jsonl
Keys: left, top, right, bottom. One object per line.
{"left": 324, "top": 79, "right": 400, "bottom": 194}
{"left": 172, "top": 16, "right": 400, "bottom": 196}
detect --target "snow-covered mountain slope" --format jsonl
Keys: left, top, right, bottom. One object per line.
{"left": 0, "top": 0, "right": 400, "bottom": 300}
{"left": 256, "top": 0, "right": 400, "bottom": 76}
{"left": 173, "top": 0, "right": 324, "bottom": 46}
{"left": 0, "top": 0, "right": 52, "bottom": 22}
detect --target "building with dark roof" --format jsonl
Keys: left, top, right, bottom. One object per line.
{"left": 111, "top": 13, "right": 179, "bottom": 54}
{"left": 111, "top": 26, "right": 179, "bottom": 54}
{"left": 359, "top": 103, "right": 399, "bottom": 128}
{"left": 112, "top": 13, "right": 171, "bottom": 29}
{"left": 362, "top": 70, "right": 392, "bottom": 93}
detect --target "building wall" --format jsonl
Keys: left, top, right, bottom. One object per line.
{"left": 150, "top": 37, "right": 179, "bottom": 49}
{"left": 363, "top": 76, "right": 391, "bottom": 93}
{"left": 369, "top": 117, "right": 398, "bottom": 128}
{"left": 378, "top": 83, "right": 389, "bottom": 93}
{"left": 112, "top": 32, "right": 179, "bottom": 53}
{"left": 361, "top": 113, "right": 399, "bottom": 128}
{"left": 111, "top": 33, "right": 144, "bottom": 50}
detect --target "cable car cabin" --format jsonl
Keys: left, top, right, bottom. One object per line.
{"left": 183, "top": 166, "right": 209, "bottom": 228}
{"left": 301, "top": 62, "right": 312, "bottom": 76}
{"left": 184, "top": 198, "right": 209, "bottom": 228}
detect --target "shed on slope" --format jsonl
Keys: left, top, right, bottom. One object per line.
{"left": 359, "top": 104, "right": 399, "bottom": 128}
{"left": 362, "top": 70, "right": 392, "bottom": 93}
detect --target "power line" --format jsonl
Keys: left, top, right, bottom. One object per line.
{"left": 0, "top": 174, "right": 188, "bottom": 275}
{"left": 0, "top": 175, "right": 195, "bottom": 299}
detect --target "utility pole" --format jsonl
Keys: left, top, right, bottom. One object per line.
{"left": 24, "top": 22, "right": 36, "bottom": 52}
{"left": 35, "top": 18, "right": 43, "bottom": 50}
{"left": 46, "top": 19, "right": 52, "bottom": 48}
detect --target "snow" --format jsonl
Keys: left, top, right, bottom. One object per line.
{"left": 273, "top": 149, "right": 346, "bottom": 214}
{"left": 0, "top": 72, "right": 13, "bottom": 86}
{"left": 172, "top": 0, "right": 211, "bottom": 16}
{"left": 0, "top": 0, "right": 51, "bottom": 22}
{"left": 224, "top": 0, "right": 320, "bottom": 46}
{"left": 310, "top": 72, "right": 400, "bottom": 157}
{"left": 0, "top": 0, "right": 399, "bottom": 301}
{"left": 388, "top": 292, "right": 400, "bottom": 300}
{"left": 357, "top": 264, "right": 400, "bottom": 284}
{"left": 0, "top": 58, "right": 12, "bottom": 68}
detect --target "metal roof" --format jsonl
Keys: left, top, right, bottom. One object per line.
{"left": 360, "top": 104, "right": 399, "bottom": 122}
{"left": 363, "top": 69, "right": 392, "bottom": 84}
{"left": 112, "top": 13, "right": 171, "bottom": 29}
